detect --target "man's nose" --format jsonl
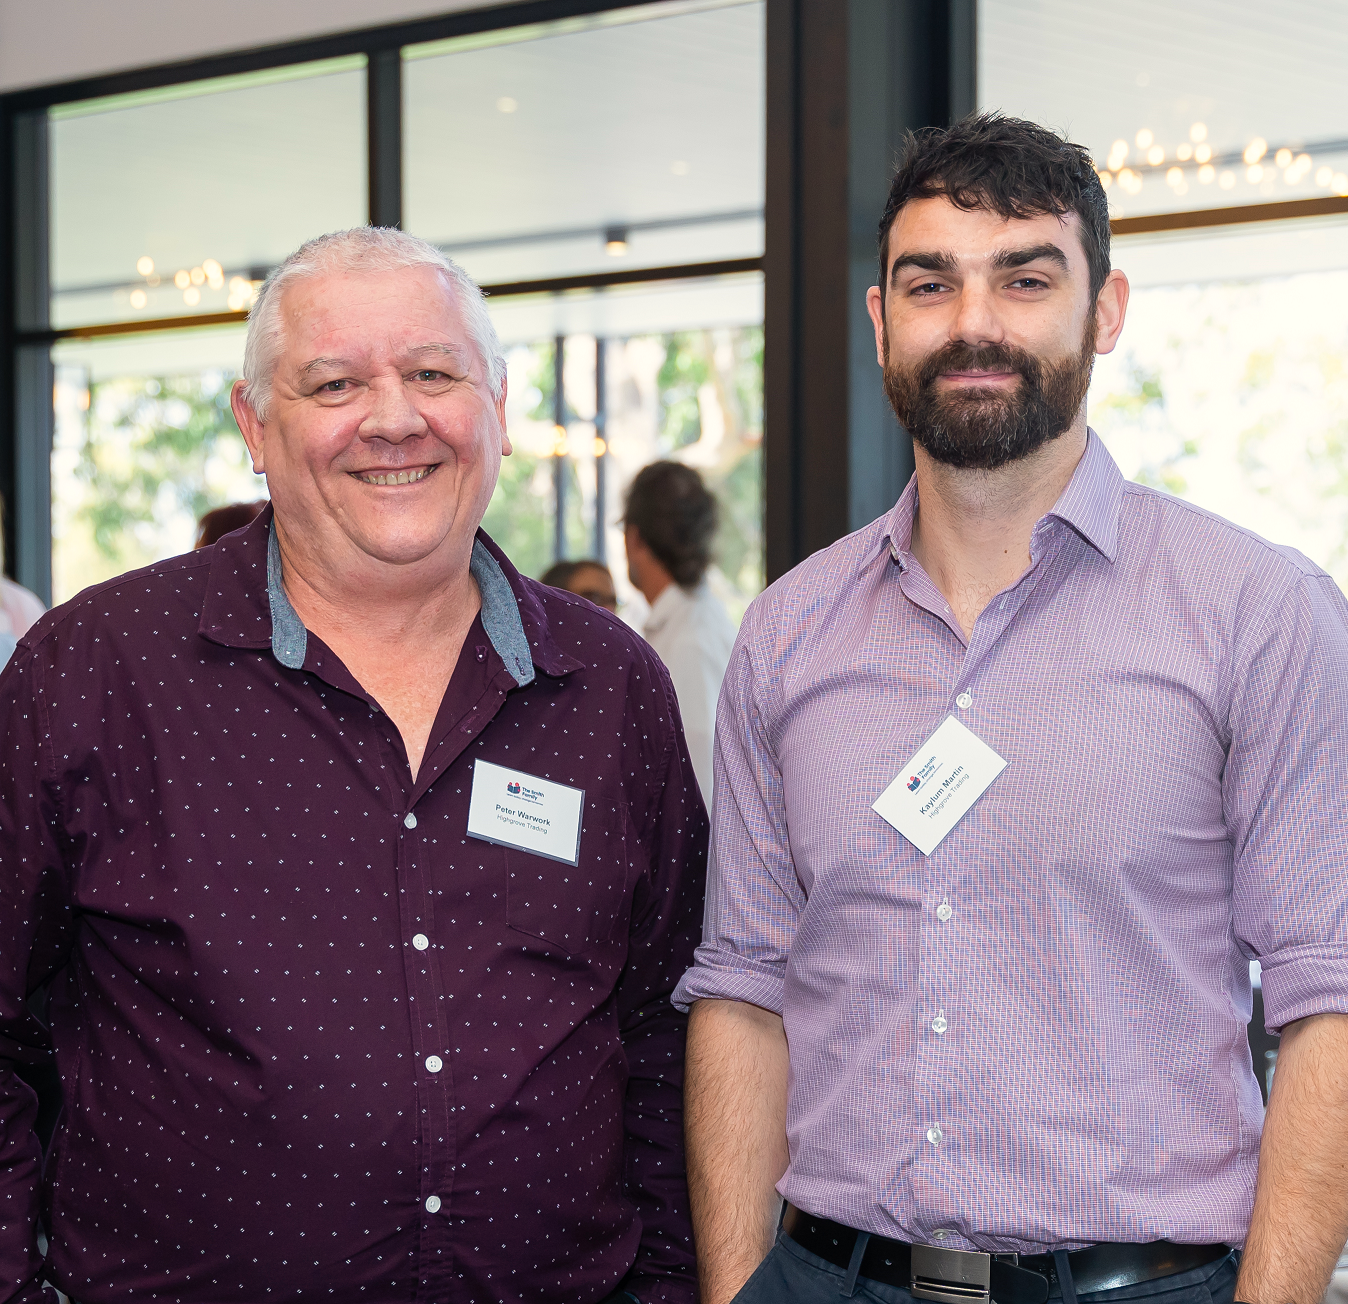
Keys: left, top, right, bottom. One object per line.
{"left": 359, "top": 378, "right": 429, "bottom": 442}
{"left": 949, "top": 281, "right": 1005, "bottom": 348}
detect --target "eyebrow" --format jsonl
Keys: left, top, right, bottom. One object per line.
{"left": 890, "top": 249, "right": 960, "bottom": 283}
{"left": 990, "top": 243, "right": 1071, "bottom": 274}
{"left": 401, "top": 342, "right": 471, "bottom": 369}
{"left": 298, "top": 355, "right": 357, "bottom": 379}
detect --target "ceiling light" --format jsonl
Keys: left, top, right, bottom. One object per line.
{"left": 1243, "top": 137, "right": 1267, "bottom": 165}
{"left": 202, "top": 258, "right": 222, "bottom": 279}
{"left": 1317, "top": 166, "right": 1333, "bottom": 186}
{"left": 1219, "top": 171, "right": 1236, "bottom": 189}
{"left": 1189, "top": 122, "right": 1207, "bottom": 143}
{"left": 1166, "top": 166, "right": 1183, "bottom": 186}
{"left": 1098, "top": 171, "right": 1113, "bottom": 189}
{"left": 552, "top": 425, "right": 568, "bottom": 458}
{"left": 1176, "top": 143, "right": 1192, "bottom": 161}
{"left": 1135, "top": 128, "right": 1153, "bottom": 149}
{"left": 1147, "top": 145, "right": 1164, "bottom": 166}
{"left": 1296, "top": 154, "right": 1312, "bottom": 169}
{"left": 174, "top": 269, "right": 190, "bottom": 289}
{"left": 1198, "top": 164, "right": 1215, "bottom": 184}
{"left": 1335, "top": 173, "right": 1348, "bottom": 196}
{"left": 189, "top": 266, "right": 206, "bottom": 286}
{"left": 1247, "top": 164, "right": 1264, "bottom": 183}
{"left": 1274, "top": 148, "right": 1292, "bottom": 169}
{"left": 593, "top": 436, "right": 607, "bottom": 457}
{"left": 1195, "top": 144, "right": 1212, "bottom": 163}
{"left": 184, "top": 287, "right": 201, "bottom": 306}
{"left": 136, "top": 255, "right": 154, "bottom": 277}
{"left": 604, "top": 225, "right": 629, "bottom": 257}
{"left": 496, "top": 96, "right": 517, "bottom": 113}
{"left": 129, "top": 288, "right": 148, "bottom": 309}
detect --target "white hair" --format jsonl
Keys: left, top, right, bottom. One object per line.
{"left": 239, "top": 227, "right": 507, "bottom": 421}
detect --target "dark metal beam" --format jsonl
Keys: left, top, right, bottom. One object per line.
{"left": 553, "top": 335, "right": 567, "bottom": 563}
{"left": 764, "top": 0, "right": 977, "bottom": 583}
{"left": 367, "top": 47, "right": 403, "bottom": 229}
{"left": 11, "top": 110, "right": 52, "bottom": 601}
{"left": 594, "top": 337, "right": 608, "bottom": 563}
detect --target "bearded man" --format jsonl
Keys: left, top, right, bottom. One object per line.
{"left": 674, "top": 114, "right": 1348, "bottom": 1304}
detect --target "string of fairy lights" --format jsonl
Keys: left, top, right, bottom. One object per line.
{"left": 126, "top": 256, "right": 263, "bottom": 314}
{"left": 1097, "top": 122, "right": 1348, "bottom": 200}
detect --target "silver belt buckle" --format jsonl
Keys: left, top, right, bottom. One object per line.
{"left": 910, "top": 1243, "right": 992, "bottom": 1304}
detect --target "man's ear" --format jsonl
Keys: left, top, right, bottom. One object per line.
{"left": 866, "top": 285, "right": 887, "bottom": 369}
{"left": 231, "top": 380, "right": 268, "bottom": 474}
{"left": 1093, "top": 269, "right": 1130, "bottom": 356}
{"left": 495, "top": 376, "right": 511, "bottom": 457}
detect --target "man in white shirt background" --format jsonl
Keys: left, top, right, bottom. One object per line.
{"left": 624, "top": 460, "right": 737, "bottom": 804}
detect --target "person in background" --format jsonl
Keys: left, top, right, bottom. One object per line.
{"left": 623, "top": 461, "right": 736, "bottom": 805}
{"left": 195, "top": 499, "right": 268, "bottom": 548}
{"left": 0, "top": 499, "right": 46, "bottom": 666}
{"left": 541, "top": 557, "right": 620, "bottom": 613}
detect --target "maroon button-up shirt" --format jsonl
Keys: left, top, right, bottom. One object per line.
{"left": 0, "top": 509, "right": 705, "bottom": 1304}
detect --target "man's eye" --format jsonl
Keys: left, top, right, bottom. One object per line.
{"left": 911, "top": 282, "right": 948, "bottom": 296}
{"left": 414, "top": 370, "right": 446, "bottom": 382}
{"left": 1010, "top": 277, "right": 1048, "bottom": 290}
{"left": 319, "top": 379, "right": 349, "bottom": 393}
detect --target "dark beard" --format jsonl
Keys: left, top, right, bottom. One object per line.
{"left": 882, "top": 325, "right": 1097, "bottom": 471}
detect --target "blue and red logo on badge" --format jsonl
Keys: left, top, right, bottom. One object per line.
{"left": 507, "top": 781, "right": 522, "bottom": 795}
{"left": 906, "top": 775, "right": 922, "bottom": 792}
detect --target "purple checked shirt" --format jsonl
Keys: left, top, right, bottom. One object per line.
{"left": 673, "top": 431, "right": 1348, "bottom": 1253}
{"left": 0, "top": 509, "right": 704, "bottom": 1304}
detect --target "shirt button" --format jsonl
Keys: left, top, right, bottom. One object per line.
{"left": 927, "top": 1124, "right": 943, "bottom": 1146}
{"left": 933, "top": 1230, "right": 948, "bottom": 1241}
{"left": 404, "top": 812, "right": 418, "bottom": 830}
{"left": 412, "top": 933, "right": 430, "bottom": 951}
{"left": 425, "top": 1195, "right": 441, "bottom": 1213}
{"left": 936, "top": 900, "right": 953, "bottom": 922}
{"left": 425, "top": 1055, "right": 443, "bottom": 1073}
{"left": 931, "top": 1011, "right": 948, "bottom": 1035}
{"left": 956, "top": 691, "right": 973, "bottom": 710}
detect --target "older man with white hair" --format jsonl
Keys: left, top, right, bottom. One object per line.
{"left": 0, "top": 228, "right": 706, "bottom": 1304}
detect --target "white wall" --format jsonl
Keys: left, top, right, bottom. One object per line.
{"left": 0, "top": 0, "right": 493, "bottom": 94}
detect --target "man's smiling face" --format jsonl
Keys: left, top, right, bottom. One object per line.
{"left": 238, "top": 262, "right": 509, "bottom": 570}
{"left": 868, "top": 197, "right": 1111, "bottom": 470}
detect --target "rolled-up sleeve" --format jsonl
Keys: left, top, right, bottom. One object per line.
{"left": 1226, "top": 571, "right": 1348, "bottom": 1032}
{"left": 672, "top": 609, "right": 806, "bottom": 1015}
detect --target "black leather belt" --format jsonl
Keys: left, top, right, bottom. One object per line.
{"left": 782, "top": 1204, "right": 1230, "bottom": 1304}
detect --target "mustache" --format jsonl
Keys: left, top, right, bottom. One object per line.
{"left": 912, "top": 340, "right": 1044, "bottom": 393}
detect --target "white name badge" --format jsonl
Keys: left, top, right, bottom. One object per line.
{"left": 467, "top": 760, "right": 585, "bottom": 866}
{"left": 872, "top": 715, "right": 1007, "bottom": 856}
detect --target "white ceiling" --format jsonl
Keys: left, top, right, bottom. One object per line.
{"left": 0, "top": 0, "right": 489, "bottom": 94}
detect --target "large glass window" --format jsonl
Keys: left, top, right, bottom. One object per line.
{"left": 23, "top": 2, "right": 766, "bottom": 617}
{"left": 46, "top": 60, "right": 367, "bottom": 330}
{"left": 980, "top": 0, "right": 1348, "bottom": 220}
{"left": 980, "top": 0, "right": 1348, "bottom": 592}
{"left": 51, "top": 328, "right": 256, "bottom": 601}
{"left": 403, "top": 1, "right": 765, "bottom": 284}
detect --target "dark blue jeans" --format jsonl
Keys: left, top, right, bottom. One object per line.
{"left": 731, "top": 1231, "right": 1239, "bottom": 1304}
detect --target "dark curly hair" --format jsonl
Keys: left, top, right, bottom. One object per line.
{"left": 878, "top": 112, "right": 1111, "bottom": 306}
{"left": 623, "top": 461, "right": 718, "bottom": 589}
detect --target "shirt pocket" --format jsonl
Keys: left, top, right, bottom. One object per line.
{"left": 505, "top": 800, "right": 632, "bottom": 955}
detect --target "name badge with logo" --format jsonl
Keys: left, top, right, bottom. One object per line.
{"left": 872, "top": 715, "right": 1007, "bottom": 856}
{"left": 467, "top": 759, "right": 585, "bottom": 866}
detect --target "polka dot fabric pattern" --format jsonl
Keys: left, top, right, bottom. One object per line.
{"left": 674, "top": 431, "right": 1348, "bottom": 1253}
{"left": 0, "top": 511, "right": 706, "bottom": 1303}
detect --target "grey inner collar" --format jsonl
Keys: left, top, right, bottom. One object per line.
{"left": 267, "top": 526, "right": 307, "bottom": 670}
{"left": 267, "top": 525, "right": 534, "bottom": 688}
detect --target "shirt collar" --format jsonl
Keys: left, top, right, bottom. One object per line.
{"left": 881, "top": 428, "right": 1123, "bottom": 568}
{"left": 200, "top": 505, "right": 581, "bottom": 685}
{"left": 644, "top": 581, "right": 691, "bottom": 635}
